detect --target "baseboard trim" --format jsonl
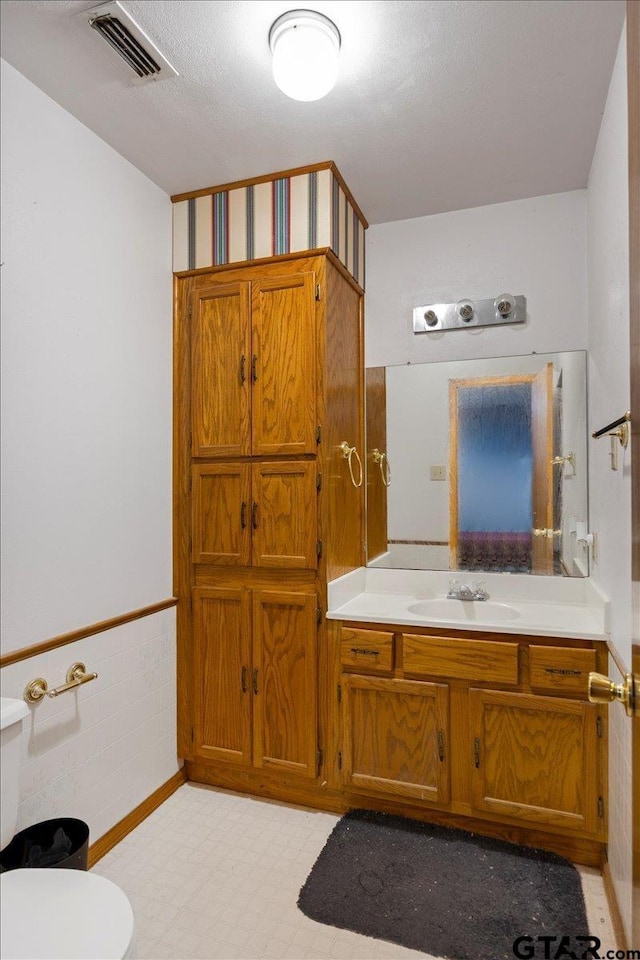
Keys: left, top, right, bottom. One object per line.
{"left": 88, "top": 768, "right": 187, "bottom": 868}
{"left": 602, "top": 856, "right": 629, "bottom": 950}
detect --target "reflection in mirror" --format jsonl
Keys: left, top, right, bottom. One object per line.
{"left": 366, "top": 351, "right": 588, "bottom": 577}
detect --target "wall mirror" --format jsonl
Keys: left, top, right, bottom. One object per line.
{"left": 366, "top": 350, "right": 588, "bottom": 577}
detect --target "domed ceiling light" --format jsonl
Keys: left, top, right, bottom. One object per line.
{"left": 269, "top": 9, "right": 341, "bottom": 102}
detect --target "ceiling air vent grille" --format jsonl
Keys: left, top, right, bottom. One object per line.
{"left": 86, "top": 1, "right": 178, "bottom": 82}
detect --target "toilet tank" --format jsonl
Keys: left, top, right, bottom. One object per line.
{"left": 0, "top": 698, "right": 29, "bottom": 852}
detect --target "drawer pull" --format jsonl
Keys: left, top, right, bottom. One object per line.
{"left": 437, "top": 730, "right": 445, "bottom": 762}
{"left": 473, "top": 737, "right": 481, "bottom": 768}
{"left": 350, "top": 647, "right": 380, "bottom": 657}
{"left": 544, "top": 667, "right": 582, "bottom": 676}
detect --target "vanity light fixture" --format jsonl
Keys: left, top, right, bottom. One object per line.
{"left": 413, "top": 294, "right": 526, "bottom": 333}
{"left": 269, "top": 9, "right": 341, "bottom": 102}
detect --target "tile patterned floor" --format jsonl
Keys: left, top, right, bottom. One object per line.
{"left": 92, "top": 782, "right": 618, "bottom": 960}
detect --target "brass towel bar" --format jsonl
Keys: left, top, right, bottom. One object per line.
{"left": 591, "top": 410, "right": 631, "bottom": 442}
{"left": 591, "top": 411, "right": 631, "bottom": 471}
{"left": 24, "top": 662, "right": 98, "bottom": 704}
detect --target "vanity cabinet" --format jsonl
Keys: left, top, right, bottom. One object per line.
{"left": 193, "top": 586, "right": 319, "bottom": 779}
{"left": 336, "top": 623, "right": 607, "bottom": 858}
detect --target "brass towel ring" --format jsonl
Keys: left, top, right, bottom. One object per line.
{"left": 340, "top": 441, "right": 363, "bottom": 488}
{"left": 372, "top": 448, "right": 391, "bottom": 487}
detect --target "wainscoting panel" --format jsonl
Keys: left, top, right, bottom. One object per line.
{"left": 0, "top": 606, "right": 180, "bottom": 847}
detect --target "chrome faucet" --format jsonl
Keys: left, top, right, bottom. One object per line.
{"left": 447, "top": 579, "right": 489, "bottom": 601}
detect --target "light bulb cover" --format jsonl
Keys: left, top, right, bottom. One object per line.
{"left": 269, "top": 9, "right": 341, "bottom": 102}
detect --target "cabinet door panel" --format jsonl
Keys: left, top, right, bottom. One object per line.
{"left": 251, "top": 461, "right": 317, "bottom": 569}
{"left": 193, "top": 588, "right": 251, "bottom": 765}
{"left": 342, "top": 676, "right": 450, "bottom": 804}
{"left": 192, "top": 463, "right": 251, "bottom": 565}
{"left": 469, "top": 689, "right": 599, "bottom": 833}
{"left": 251, "top": 273, "right": 316, "bottom": 456}
{"left": 191, "top": 283, "right": 251, "bottom": 458}
{"left": 252, "top": 590, "right": 317, "bottom": 778}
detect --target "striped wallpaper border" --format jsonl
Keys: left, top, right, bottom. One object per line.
{"left": 172, "top": 166, "right": 366, "bottom": 287}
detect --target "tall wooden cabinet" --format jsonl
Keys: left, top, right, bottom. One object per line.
{"left": 174, "top": 252, "right": 364, "bottom": 806}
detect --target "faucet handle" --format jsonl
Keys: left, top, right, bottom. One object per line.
{"left": 473, "top": 580, "right": 489, "bottom": 600}
{"left": 447, "top": 578, "right": 460, "bottom": 598}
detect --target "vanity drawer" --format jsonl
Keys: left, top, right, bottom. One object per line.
{"left": 402, "top": 635, "right": 519, "bottom": 685}
{"left": 341, "top": 628, "right": 394, "bottom": 673}
{"left": 529, "top": 646, "right": 596, "bottom": 697}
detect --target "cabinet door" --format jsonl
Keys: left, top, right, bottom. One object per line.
{"left": 251, "top": 273, "right": 316, "bottom": 456}
{"left": 193, "top": 588, "right": 252, "bottom": 766}
{"left": 469, "top": 689, "right": 600, "bottom": 834}
{"left": 251, "top": 461, "right": 317, "bottom": 569}
{"left": 342, "top": 676, "right": 450, "bottom": 804}
{"left": 252, "top": 590, "right": 318, "bottom": 778}
{"left": 191, "top": 282, "right": 251, "bottom": 458}
{"left": 192, "top": 463, "right": 251, "bottom": 565}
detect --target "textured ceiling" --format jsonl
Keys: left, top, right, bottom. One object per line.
{"left": 0, "top": 0, "right": 626, "bottom": 224}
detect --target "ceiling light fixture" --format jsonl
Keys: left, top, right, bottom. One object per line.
{"left": 269, "top": 9, "right": 341, "bottom": 102}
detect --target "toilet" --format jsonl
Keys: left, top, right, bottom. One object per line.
{"left": 0, "top": 697, "right": 136, "bottom": 960}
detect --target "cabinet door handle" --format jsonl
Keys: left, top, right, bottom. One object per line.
{"left": 241, "top": 666, "right": 248, "bottom": 693}
{"left": 251, "top": 354, "right": 258, "bottom": 382}
{"left": 350, "top": 647, "right": 380, "bottom": 656}
{"left": 473, "top": 737, "right": 481, "bottom": 768}
{"left": 437, "top": 730, "right": 445, "bottom": 762}
{"left": 544, "top": 667, "right": 582, "bottom": 676}
{"left": 252, "top": 668, "right": 259, "bottom": 695}
{"left": 252, "top": 502, "right": 259, "bottom": 529}
{"left": 239, "top": 355, "right": 246, "bottom": 384}
{"left": 240, "top": 501, "right": 247, "bottom": 529}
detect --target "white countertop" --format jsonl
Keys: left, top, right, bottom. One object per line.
{"left": 327, "top": 568, "right": 609, "bottom": 641}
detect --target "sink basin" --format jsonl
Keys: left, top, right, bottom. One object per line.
{"left": 407, "top": 599, "right": 520, "bottom": 622}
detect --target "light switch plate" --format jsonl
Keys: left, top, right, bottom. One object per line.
{"left": 430, "top": 465, "right": 447, "bottom": 481}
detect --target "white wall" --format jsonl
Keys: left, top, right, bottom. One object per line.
{"left": 366, "top": 190, "right": 588, "bottom": 368}
{"left": 367, "top": 190, "right": 589, "bottom": 576}
{"left": 1, "top": 59, "right": 173, "bottom": 656}
{"left": 587, "top": 29, "right": 631, "bottom": 665}
{"left": 586, "top": 24, "right": 633, "bottom": 943}
{"left": 0, "top": 60, "right": 180, "bottom": 845}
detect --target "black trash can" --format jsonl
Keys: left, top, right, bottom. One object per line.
{"left": 0, "top": 818, "right": 89, "bottom": 872}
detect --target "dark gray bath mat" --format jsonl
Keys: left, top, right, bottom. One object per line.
{"left": 298, "top": 810, "right": 589, "bottom": 960}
